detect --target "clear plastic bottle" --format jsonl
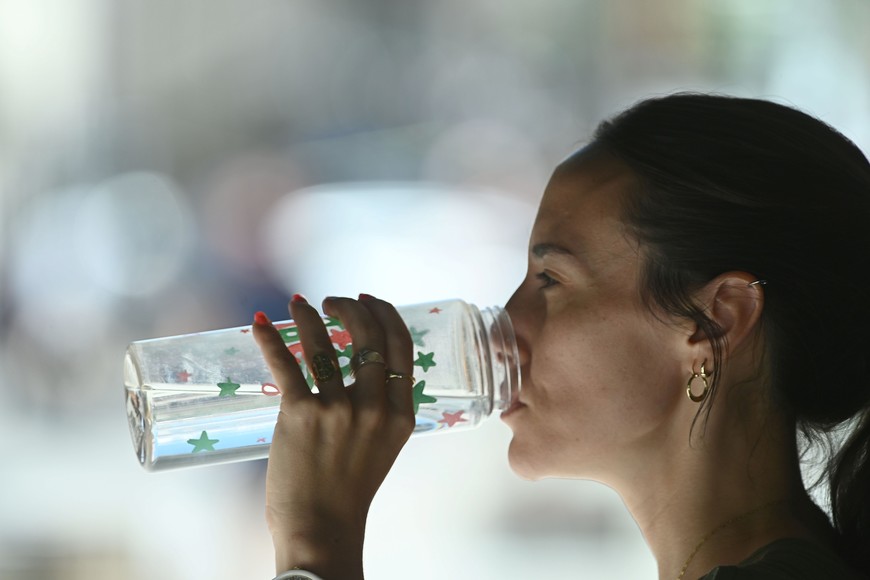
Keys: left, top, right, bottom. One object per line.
{"left": 124, "top": 299, "right": 520, "bottom": 471}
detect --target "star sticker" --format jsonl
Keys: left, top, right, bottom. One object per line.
{"left": 224, "top": 347, "right": 239, "bottom": 356}
{"left": 438, "top": 410, "right": 468, "bottom": 427}
{"left": 175, "top": 370, "right": 192, "bottom": 383}
{"left": 261, "top": 383, "right": 280, "bottom": 396}
{"left": 429, "top": 307, "right": 442, "bottom": 314}
{"left": 413, "top": 351, "right": 437, "bottom": 372}
{"left": 257, "top": 437, "right": 267, "bottom": 443}
{"left": 337, "top": 344, "right": 354, "bottom": 379}
{"left": 188, "top": 431, "right": 219, "bottom": 452}
{"left": 409, "top": 326, "right": 429, "bottom": 347}
{"left": 329, "top": 328, "right": 353, "bottom": 349}
{"left": 278, "top": 324, "right": 300, "bottom": 344}
{"left": 240, "top": 328, "right": 251, "bottom": 334}
{"left": 412, "top": 380, "right": 437, "bottom": 414}
{"left": 217, "top": 377, "right": 241, "bottom": 397}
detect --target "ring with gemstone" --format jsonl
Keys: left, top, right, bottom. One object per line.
{"left": 311, "top": 353, "right": 339, "bottom": 384}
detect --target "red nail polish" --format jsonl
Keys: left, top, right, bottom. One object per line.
{"left": 254, "top": 311, "right": 270, "bottom": 326}
{"left": 359, "top": 293, "right": 375, "bottom": 301}
{"left": 291, "top": 293, "right": 308, "bottom": 304}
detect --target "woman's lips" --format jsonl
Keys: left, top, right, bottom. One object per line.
{"left": 500, "top": 397, "right": 527, "bottom": 420}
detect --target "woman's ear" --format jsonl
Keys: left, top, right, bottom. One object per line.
{"left": 688, "top": 272, "right": 765, "bottom": 357}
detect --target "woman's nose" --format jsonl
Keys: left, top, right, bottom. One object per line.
{"left": 504, "top": 287, "right": 531, "bottom": 368}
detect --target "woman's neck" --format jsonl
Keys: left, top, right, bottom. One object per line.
{"left": 613, "top": 401, "right": 827, "bottom": 580}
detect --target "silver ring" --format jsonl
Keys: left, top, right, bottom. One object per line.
{"left": 386, "top": 370, "right": 415, "bottom": 384}
{"left": 350, "top": 348, "right": 386, "bottom": 375}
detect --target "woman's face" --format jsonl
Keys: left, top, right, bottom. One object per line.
{"left": 502, "top": 150, "right": 692, "bottom": 482}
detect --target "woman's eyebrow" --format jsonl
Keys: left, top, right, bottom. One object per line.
{"left": 531, "top": 242, "right": 592, "bottom": 273}
{"left": 531, "top": 242, "right": 577, "bottom": 258}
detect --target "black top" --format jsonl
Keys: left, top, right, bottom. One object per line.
{"left": 700, "top": 538, "right": 864, "bottom": 579}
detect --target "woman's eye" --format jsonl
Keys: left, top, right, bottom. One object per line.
{"left": 536, "top": 272, "right": 558, "bottom": 289}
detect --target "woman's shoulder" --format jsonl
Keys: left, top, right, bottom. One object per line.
{"left": 700, "top": 537, "right": 865, "bottom": 580}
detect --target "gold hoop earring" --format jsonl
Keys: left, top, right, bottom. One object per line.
{"left": 686, "top": 360, "right": 710, "bottom": 403}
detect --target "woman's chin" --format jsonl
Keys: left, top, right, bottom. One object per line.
{"left": 506, "top": 439, "right": 546, "bottom": 481}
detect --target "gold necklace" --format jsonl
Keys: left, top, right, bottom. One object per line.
{"left": 676, "top": 499, "right": 790, "bottom": 580}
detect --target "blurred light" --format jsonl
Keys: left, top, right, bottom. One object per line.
{"left": 200, "top": 152, "right": 305, "bottom": 276}
{"left": 260, "top": 183, "right": 535, "bottom": 308}
{"left": 0, "top": 0, "right": 103, "bottom": 138}
{"left": 765, "top": 3, "right": 870, "bottom": 150}
{"left": 324, "top": 23, "right": 397, "bottom": 127}
{"left": 74, "top": 171, "right": 193, "bottom": 297}
{"left": 8, "top": 185, "right": 112, "bottom": 356}
{"left": 8, "top": 172, "right": 192, "bottom": 355}
{"left": 427, "top": 48, "right": 536, "bottom": 121}
{"left": 422, "top": 118, "right": 549, "bottom": 198}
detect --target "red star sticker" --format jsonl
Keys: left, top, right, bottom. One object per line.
{"left": 257, "top": 437, "right": 267, "bottom": 443}
{"left": 175, "top": 370, "right": 192, "bottom": 382}
{"left": 329, "top": 328, "right": 353, "bottom": 349}
{"left": 429, "top": 307, "right": 442, "bottom": 314}
{"left": 240, "top": 328, "right": 251, "bottom": 334}
{"left": 261, "top": 383, "right": 280, "bottom": 396}
{"left": 438, "top": 410, "right": 467, "bottom": 427}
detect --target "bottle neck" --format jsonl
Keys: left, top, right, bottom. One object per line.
{"left": 477, "top": 305, "right": 521, "bottom": 412}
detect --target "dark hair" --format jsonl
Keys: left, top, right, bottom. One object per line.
{"left": 591, "top": 93, "right": 870, "bottom": 574}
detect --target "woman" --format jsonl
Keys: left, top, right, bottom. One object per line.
{"left": 251, "top": 94, "right": 870, "bottom": 579}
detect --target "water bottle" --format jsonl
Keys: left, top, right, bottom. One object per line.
{"left": 124, "top": 299, "right": 520, "bottom": 471}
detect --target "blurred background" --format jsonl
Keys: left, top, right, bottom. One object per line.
{"left": 1, "top": 0, "right": 868, "bottom": 578}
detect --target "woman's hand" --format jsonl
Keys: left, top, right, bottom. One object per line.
{"left": 252, "top": 294, "right": 416, "bottom": 579}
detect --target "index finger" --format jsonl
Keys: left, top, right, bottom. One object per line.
{"left": 251, "top": 311, "right": 310, "bottom": 402}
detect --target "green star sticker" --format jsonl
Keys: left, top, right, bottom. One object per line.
{"left": 409, "top": 326, "right": 429, "bottom": 347}
{"left": 217, "top": 377, "right": 241, "bottom": 397}
{"left": 411, "top": 380, "right": 437, "bottom": 414}
{"left": 224, "top": 347, "right": 239, "bottom": 356}
{"left": 188, "top": 430, "right": 219, "bottom": 452}
{"left": 279, "top": 326, "right": 300, "bottom": 344}
{"left": 413, "top": 351, "right": 437, "bottom": 372}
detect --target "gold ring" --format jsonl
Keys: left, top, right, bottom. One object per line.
{"left": 386, "top": 370, "right": 415, "bottom": 384}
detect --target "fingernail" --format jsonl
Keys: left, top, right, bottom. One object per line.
{"left": 254, "top": 311, "right": 271, "bottom": 326}
{"left": 358, "top": 293, "right": 376, "bottom": 301}
{"left": 291, "top": 293, "right": 308, "bottom": 304}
